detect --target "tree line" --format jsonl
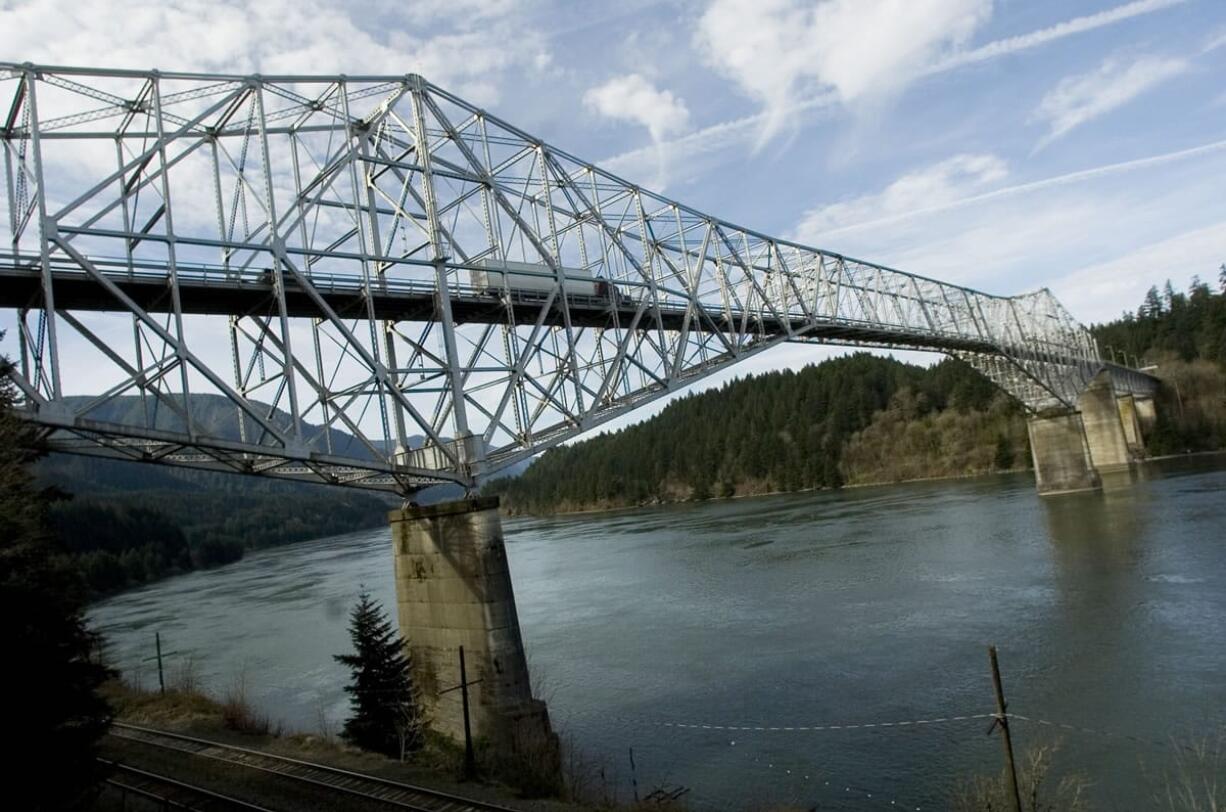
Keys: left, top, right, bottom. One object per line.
{"left": 487, "top": 268, "right": 1226, "bottom": 514}
{"left": 1092, "top": 267, "right": 1226, "bottom": 454}
{"left": 1094, "top": 265, "right": 1226, "bottom": 367}
{"left": 484, "top": 352, "right": 1028, "bottom": 513}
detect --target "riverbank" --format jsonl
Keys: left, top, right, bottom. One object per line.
{"left": 500, "top": 448, "right": 1226, "bottom": 519}
{"left": 496, "top": 463, "right": 1036, "bottom": 519}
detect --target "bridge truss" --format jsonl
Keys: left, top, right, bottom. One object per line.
{"left": 0, "top": 64, "right": 1151, "bottom": 493}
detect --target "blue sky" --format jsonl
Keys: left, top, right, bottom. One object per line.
{"left": 2, "top": 0, "right": 1224, "bottom": 419}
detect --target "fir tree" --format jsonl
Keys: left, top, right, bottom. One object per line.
{"left": 0, "top": 357, "right": 112, "bottom": 808}
{"left": 1140, "top": 286, "right": 1163, "bottom": 318}
{"left": 334, "top": 591, "right": 420, "bottom": 757}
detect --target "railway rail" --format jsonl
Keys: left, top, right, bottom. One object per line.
{"left": 100, "top": 758, "right": 276, "bottom": 811}
{"left": 108, "top": 722, "right": 523, "bottom": 812}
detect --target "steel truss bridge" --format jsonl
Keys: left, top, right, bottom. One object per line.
{"left": 0, "top": 64, "right": 1157, "bottom": 494}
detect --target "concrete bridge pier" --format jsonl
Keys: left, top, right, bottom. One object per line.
{"left": 1030, "top": 373, "right": 1151, "bottom": 495}
{"left": 1076, "top": 373, "right": 1134, "bottom": 473}
{"left": 1028, "top": 411, "right": 1101, "bottom": 495}
{"left": 389, "top": 497, "right": 558, "bottom": 762}
{"left": 1115, "top": 394, "right": 1146, "bottom": 460}
{"left": 1134, "top": 395, "right": 1157, "bottom": 435}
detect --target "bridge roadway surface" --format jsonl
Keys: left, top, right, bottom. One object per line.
{"left": 0, "top": 254, "right": 1011, "bottom": 357}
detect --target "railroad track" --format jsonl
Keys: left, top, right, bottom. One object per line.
{"left": 108, "top": 722, "right": 522, "bottom": 812}
{"left": 101, "top": 758, "right": 275, "bottom": 810}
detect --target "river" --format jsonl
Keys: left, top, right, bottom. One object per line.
{"left": 90, "top": 454, "right": 1226, "bottom": 810}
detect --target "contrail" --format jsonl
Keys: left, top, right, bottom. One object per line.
{"left": 814, "top": 138, "right": 1226, "bottom": 239}
{"left": 928, "top": 0, "right": 1189, "bottom": 73}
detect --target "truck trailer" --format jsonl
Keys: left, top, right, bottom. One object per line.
{"left": 470, "top": 258, "right": 619, "bottom": 302}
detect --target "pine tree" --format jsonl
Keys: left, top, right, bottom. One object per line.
{"left": 1219, "top": 263, "right": 1226, "bottom": 293}
{"left": 1140, "top": 286, "right": 1163, "bottom": 318}
{"left": 0, "top": 357, "right": 112, "bottom": 808}
{"left": 334, "top": 591, "right": 420, "bottom": 757}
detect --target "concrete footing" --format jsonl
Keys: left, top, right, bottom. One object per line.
{"left": 390, "top": 497, "right": 557, "bottom": 760}
{"left": 1135, "top": 395, "right": 1157, "bottom": 435}
{"left": 1029, "top": 371, "right": 1160, "bottom": 495}
{"left": 1028, "top": 411, "right": 1101, "bottom": 495}
{"left": 1076, "top": 373, "right": 1133, "bottom": 473}
{"left": 1115, "top": 394, "right": 1145, "bottom": 460}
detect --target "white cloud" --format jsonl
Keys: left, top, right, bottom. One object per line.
{"left": 607, "top": 0, "right": 1188, "bottom": 181}
{"left": 1032, "top": 55, "right": 1189, "bottom": 149}
{"left": 1202, "top": 28, "right": 1226, "bottom": 54}
{"left": 1058, "top": 221, "right": 1226, "bottom": 322}
{"left": 788, "top": 144, "right": 1226, "bottom": 318}
{"left": 808, "top": 138, "right": 1226, "bottom": 239}
{"left": 694, "top": 0, "right": 991, "bottom": 143}
{"left": 0, "top": 0, "right": 545, "bottom": 105}
{"left": 583, "top": 74, "right": 690, "bottom": 187}
{"left": 793, "top": 154, "right": 1007, "bottom": 240}
{"left": 583, "top": 74, "right": 690, "bottom": 142}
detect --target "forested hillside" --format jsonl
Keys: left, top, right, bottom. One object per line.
{"left": 487, "top": 269, "right": 1226, "bottom": 515}
{"left": 1090, "top": 267, "right": 1226, "bottom": 453}
{"left": 485, "top": 353, "right": 1030, "bottom": 514}
{"left": 34, "top": 395, "right": 395, "bottom": 598}
{"left": 42, "top": 455, "right": 394, "bottom": 597}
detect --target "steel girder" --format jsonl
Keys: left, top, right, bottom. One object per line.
{"left": 0, "top": 64, "right": 1157, "bottom": 494}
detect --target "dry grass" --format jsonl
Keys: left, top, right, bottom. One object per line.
{"left": 218, "top": 669, "right": 277, "bottom": 736}
{"left": 478, "top": 712, "right": 564, "bottom": 798}
{"left": 951, "top": 742, "right": 1090, "bottom": 812}
{"left": 102, "top": 678, "right": 221, "bottom": 728}
{"left": 168, "top": 653, "right": 202, "bottom": 694}
{"left": 1150, "top": 732, "right": 1225, "bottom": 812}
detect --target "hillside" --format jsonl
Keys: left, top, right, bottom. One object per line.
{"left": 36, "top": 395, "right": 397, "bottom": 598}
{"left": 486, "top": 271, "right": 1226, "bottom": 515}
{"left": 484, "top": 353, "right": 1030, "bottom": 514}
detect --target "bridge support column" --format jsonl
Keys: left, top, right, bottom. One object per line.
{"left": 1028, "top": 411, "right": 1101, "bottom": 495}
{"left": 389, "top": 497, "right": 557, "bottom": 762}
{"left": 1076, "top": 373, "right": 1133, "bottom": 472}
{"left": 1134, "top": 395, "right": 1157, "bottom": 435}
{"left": 1116, "top": 394, "right": 1145, "bottom": 459}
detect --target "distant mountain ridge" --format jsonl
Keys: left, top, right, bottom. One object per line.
{"left": 36, "top": 393, "right": 535, "bottom": 598}
{"left": 63, "top": 393, "right": 423, "bottom": 461}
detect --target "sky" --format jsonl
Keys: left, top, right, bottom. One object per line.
{"left": 1, "top": 0, "right": 1224, "bottom": 430}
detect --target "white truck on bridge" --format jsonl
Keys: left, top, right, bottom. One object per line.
{"left": 470, "top": 258, "right": 619, "bottom": 302}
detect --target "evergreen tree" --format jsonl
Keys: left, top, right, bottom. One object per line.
{"left": 1140, "top": 286, "right": 1163, "bottom": 318}
{"left": 0, "top": 358, "right": 112, "bottom": 809}
{"left": 1219, "top": 263, "right": 1226, "bottom": 294}
{"left": 334, "top": 591, "right": 420, "bottom": 757}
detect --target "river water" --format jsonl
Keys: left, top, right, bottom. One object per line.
{"left": 90, "top": 455, "right": 1226, "bottom": 810}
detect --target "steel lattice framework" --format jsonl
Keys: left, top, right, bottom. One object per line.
{"left": 0, "top": 64, "right": 1157, "bottom": 494}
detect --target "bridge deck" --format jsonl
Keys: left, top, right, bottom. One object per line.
{"left": 0, "top": 262, "right": 1002, "bottom": 356}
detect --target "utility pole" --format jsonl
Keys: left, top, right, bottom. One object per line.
{"left": 629, "top": 746, "right": 639, "bottom": 803}
{"left": 459, "top": 646, "right": 475, "bottom": 779}
{"left": 141, "top": 632, "right": 179, "bottom": 696}
{"left": 987, "top": 646, "right": 1022, "bottom": 812}
{"left": 439, "top": 646, "right": 482, "bottom": 779}
{"left": 156, "top": 632, "right": 165, "bottom": 695}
